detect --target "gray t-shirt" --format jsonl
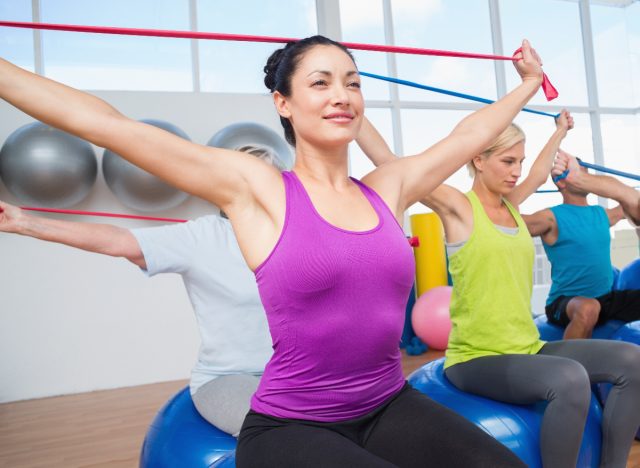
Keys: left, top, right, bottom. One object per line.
{"left": 132, "top": 215, "right": 271, "bottom": 394}
{"left": 446, "top": 224, "right": 519, "bottom": 256}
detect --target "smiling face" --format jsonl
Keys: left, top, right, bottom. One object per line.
{"left": 273, "top": 44, "right": 364, "bottom": 150}
{"left": 473, "top": 141, "right": 526, "bottom": 196}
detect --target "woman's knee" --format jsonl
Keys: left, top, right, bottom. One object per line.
{"left": 548, "top": 360, "right": 591, "bottom": 410}
{"left": 611, "top": 342, "right": 640, "bottom": 387}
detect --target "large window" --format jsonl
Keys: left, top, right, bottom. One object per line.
{"left": 0, "top": 0, "right": 34, "bottom": 72}
{"left": 392, "top": 0, "right": 497, "bottom": 103}
{"left": 591, "top": 2, "right": 640, "bottom": 107}
{"left": 40, "top": 0, "right": 192, "bottom": 90}
{"left": 500, "top": 0, "right": 588, "bottom": 107}
{"left": 600, "top": 113, "right": 640, "bottom": 181}
{"left": 339, "top": 0, "right": 389, "bottom": 101}
{"left": 198, "top": 0, "right": 317, "bottom": 93}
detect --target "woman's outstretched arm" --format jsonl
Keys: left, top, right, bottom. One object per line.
{"left": 0, "top": 58, "right": 279, "bottom": 214}
{"left": 363, "top": 39, "right": 543, "bottom": 216}
{"left": 506, "top": 109, "right": 573, "bottom": 208}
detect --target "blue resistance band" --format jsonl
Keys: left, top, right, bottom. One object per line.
{"left": 359, "top": 71, "right": 559, "bottom": 119}
{"left": 552, "top": 161, "right": 640, "bottom": 184}
{"left": 358, "top": 70, "right": 640, "bottom": 186}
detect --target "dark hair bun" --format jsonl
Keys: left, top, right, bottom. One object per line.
{"left": 264, "top": 48, "right": 285, "bottom": 92}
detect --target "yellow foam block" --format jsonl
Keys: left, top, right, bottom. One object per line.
{"left": 410, "top": 212, "right": 447, "bottom": 297}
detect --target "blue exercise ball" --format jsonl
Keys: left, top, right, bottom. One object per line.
{"left": 616, "top": 259, "right": 640, "bottom": 290}
{"left": 207, "top": 121, "right": 294, "bottom": 170}
{"left": 408, "top": 358, "right": 602, "bottom": 468}
{"left": 103, "top": 119, "right": 190, "bottom": 212}
{"left": 0, "top": 122, "right": 97, "bottom": 207}
{"left": 210, "top": 452, "right": 236, "bottom": 467}
{"left": 139, "top": 387, "right": 236, "bottom": 468}
{"left": 534, "top": 315, "right": 624, "bottom": 341}
{"left": 596, "top": 320, "right": 640, "bottom": 440}
{"left": 612, "top": 267, "right": 621, "bottom": 289}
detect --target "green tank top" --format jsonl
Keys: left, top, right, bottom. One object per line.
{"left": 444, "top": 191, "right": 545, "bottom": 369}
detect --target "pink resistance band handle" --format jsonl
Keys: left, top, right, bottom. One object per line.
{"left": 513, "top": 47, "right": 558, "bottom": 101}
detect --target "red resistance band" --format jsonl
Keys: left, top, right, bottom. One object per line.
{"left": 19, "top": 207, "right": 419, "bottom": 247}
{"left": 513, "top": 47, "right": 558, "bottom": 101}
{"left": 21, "top": 206, "right": 187, "bottom": 223}
{"left": 0, "top": 21, "right": 558, "bottom": 101}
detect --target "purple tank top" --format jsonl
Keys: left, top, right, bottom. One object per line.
{"left": 251, "top": 171, "right": 415, "bottom": 421}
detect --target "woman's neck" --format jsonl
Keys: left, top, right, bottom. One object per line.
{"left": 293, "top": 141, "right": 351, "bottom": 188}
{"left": 472, "top": 179, "right": 504, "bottom": 210}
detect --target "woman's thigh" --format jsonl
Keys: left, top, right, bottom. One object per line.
{"left": 364, "top": 386, "right": 526, "bottom": 468}
{"left": 236, "top": 411, "right": 396, "bottom": 468}
{"left": 445, "top": 353, "right": 589, "bottom": 404}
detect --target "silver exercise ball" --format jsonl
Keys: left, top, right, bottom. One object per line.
{"left": 0, "top": 122, "right": 97, "bottom": 208}
{"left": 102, "top": 119, "right": 191, "bottom": 212}
{"left": 207, "top": 121, "right": 294, "bottom": 169}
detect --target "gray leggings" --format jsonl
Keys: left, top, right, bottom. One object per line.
{"left": 445, "top": 340, "right": 640, "bottom": 468}
{"left": 192, "top": 374, "right": 261, "bottom": 437}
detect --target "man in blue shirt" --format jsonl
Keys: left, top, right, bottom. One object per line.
{"left": 524, "top": 152, "right": 640, "bottom": 339}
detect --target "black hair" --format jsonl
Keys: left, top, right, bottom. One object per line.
{"left": 264, "top": 35, "right": 356, "bottom": 146}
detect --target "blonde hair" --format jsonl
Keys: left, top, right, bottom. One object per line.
{"left": 235, "top": 144, "right": 286, "bottom": 171}
{"left": 467, "top": 123, "right": 526, "bottom": 177}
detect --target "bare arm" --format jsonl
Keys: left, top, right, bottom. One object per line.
{"left": 356, "top": 116, "right": 396, "bottom": 166}
{"left": 553, "top": 151, "right": 640, "bottom": 224}
{"left": 0, "top": 200, "right": 146, "bottom": 268}
{"left": 363, "top": 39, "right": 543, "bottom": 217}
{"left": 606, "top": 205, "right": 625, "bottom": 227}
{"left": 522, "top": 208, "right": 557, "bottom": 244}
{"left": 506, "top": 110, "right": 573, "bottom": 207}
{"left": 0, "top": 58, "right": 279, "bottom": 214}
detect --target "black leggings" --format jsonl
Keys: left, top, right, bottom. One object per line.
{"left": 236, "top": 382, "right": 525, "bottom": 468}
{"left": 445, "top": 340, "right": 640, "bottom": 468}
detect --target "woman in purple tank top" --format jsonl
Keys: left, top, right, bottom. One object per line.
{"left": 1, "top": 34, "right": 543, "bottom": 467}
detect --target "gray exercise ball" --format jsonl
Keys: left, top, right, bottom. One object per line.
{"left": 102, "top": 119, "right": 191, "bottom": 212}
{"left": 0, "top": 122, "right": 97, "bottom": 208}
{"left": 207, "top": 121, "right": 294, "bottom": 169}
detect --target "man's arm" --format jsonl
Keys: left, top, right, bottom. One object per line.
{"left": 606, "top": 205, "right": 625, "bottom": 227}
{"left": 0, "top": 200, "right": 146, "bottom": 268}
{"left": 553, "top": 151, "right": 640, "bottom": 224}
{"left": 522, "top": 208, "right": 558, "bottom": 245}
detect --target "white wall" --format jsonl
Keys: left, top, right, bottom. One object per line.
{"left": 0, "top": 91, "right": 280, "bottom": 402}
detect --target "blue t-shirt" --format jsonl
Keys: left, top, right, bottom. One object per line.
{"left": 543, "top": 204, "right": 612, "bottom": 305}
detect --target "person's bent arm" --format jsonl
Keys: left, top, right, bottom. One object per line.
{"left": 522, "top": 208, "right": 558, "bottom": 245}
{"left": 0, "top": 200, "right": 146, "bottom": 268}
{"left": 506, "top": 110, "right": 573, "bottom": 207}
{"left": 606, "top": 205, "right": 625, "bottom": 227}
{"left": 553, "top": 151, "right": 640, "bottom": 224}
{"left": 364, "top": 39, "right": 543, "bottom": 216}
{"left": 356, "top": 117, "right": 396, "bottom": 166}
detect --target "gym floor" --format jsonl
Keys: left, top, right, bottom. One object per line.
{"left": 0, "top": 349, "right": 638, "bottom": 468}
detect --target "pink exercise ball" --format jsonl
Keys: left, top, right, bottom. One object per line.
{"left": 411, "top": 286, "right": 453, "bottom": 351}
